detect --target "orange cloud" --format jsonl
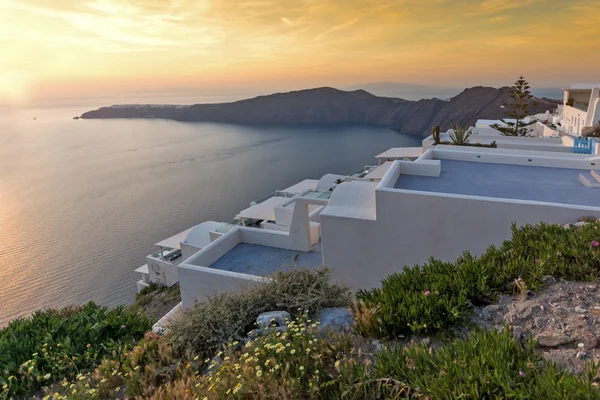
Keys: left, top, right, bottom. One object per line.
{"left": 0, "top": 0, "right": 599, "bottom": 105}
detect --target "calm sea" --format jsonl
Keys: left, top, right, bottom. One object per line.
{"left": 0, "top": 99, "right": 421, "bottom": 326}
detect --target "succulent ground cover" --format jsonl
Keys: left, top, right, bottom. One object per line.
{"left": 355, "top": 222, "right": 600, "bottom": 338}
{"left": 4, "top": 222, "right": 600, "bottom": 399}
{"left": 0, "top": 303, "right": 152, "bottom": 398}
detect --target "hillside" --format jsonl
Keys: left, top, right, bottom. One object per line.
{"left": 80, "top": 86, "right": 559, "bottom": 136}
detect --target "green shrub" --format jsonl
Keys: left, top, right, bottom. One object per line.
{"left": 449, "top": 123, "right": 476, "bottom": 145}
{"left": 357, "top": 222, "right": 600, "bottom": 338}
{"left": 38, "top": 326, "right": 600, "bottom": 399}
{"left": 338, "top": 329, "right": 600, "bottom": 399}
{"left": 0, "top": 302, "right": 152, "bottom": 397}
{"left": 167, "top": 268, "right": 352, "bottom": 359}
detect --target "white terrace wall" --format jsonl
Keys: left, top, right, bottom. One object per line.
{"left": 181, "top": 243, "right": 202, "bottom": 260}
{"left": 431, "top": 147, "right": 597, "bottom": 170}
{"left": 321, "top": 187, "right": 600, "bottom": 291}
{"left": 179, "top": 265, "right": 266, "bottom": 308}
{"left": 178, "top": 197, "right": 329, "bottom": 307}
{"left": 177, "top": 229, "right": 267, "bottom": 308}
{"left": 147, "top": 255, "right": 180, "bottom": 287}
{"left": 320, "top": 159, "right": 600, "bottom": 291}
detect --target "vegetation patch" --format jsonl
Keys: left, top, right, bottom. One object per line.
{"left": 40, "top": 319, "right": 599, "bottom": 399}
{"left": 0, "top": 302, "right": 151, "bottom": 398}
{"left": 356, "top": 222, "right": 600, "bottom": 338}
{"left": 342, "top": 328, "right": 600, "bottom": 399}
{"left": 168, "top": 268, "right": 352, "bottom": 360}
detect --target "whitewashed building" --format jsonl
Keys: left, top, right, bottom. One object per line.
{"left": 560, "top": 84, "right": 600, "bottom": 135}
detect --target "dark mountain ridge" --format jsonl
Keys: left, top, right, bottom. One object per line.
{"left": 80, "top": 86, "right": 559, "bottom": 136}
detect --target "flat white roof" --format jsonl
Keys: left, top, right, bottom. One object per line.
{"left": 569, "top": 84, "right": 600, "bottom": 90}
{"left": 237, "top": 196, "right": 290, "bottom": 221}
{"left": 317, "top": 174, "right": 345, "bottom": 191}
{"left": 320, "top": 181, "right": 377, "bottom": 220}
{"left": 363, "top": 161, "right": 393, "bottom": 180}
{"left": 155, "top": 227, "right": 194, "bottom": 249}
{"left": 376, "top": 147, "right": 422, "bottom": 160}
{"left": 283, "top": 179, "right": 319, "bottom": 194}
{"left": 135, "top": 264, "right": 148, "bottom": 274}
{"left": 183, "top": 221, "right": 222, "bottom": 247}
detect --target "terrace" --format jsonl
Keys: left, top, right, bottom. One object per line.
{"left": 208, "top": 242, "right": 323, "bottom": 276}
{"left": 393, "top": 159, "right": 600, "bottom": 207}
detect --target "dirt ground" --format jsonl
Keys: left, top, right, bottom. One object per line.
{"left": 472, "top": 279, "right": 600, "bottom": 375}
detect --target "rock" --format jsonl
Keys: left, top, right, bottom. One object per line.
{"left": 256, "top": 311, "right": 290, "bottom": 329}
{"left": 316, "top": 308, "right": 354, "bottom": 335}
{"left": 480, "top": 304, "right": 501, "bottom": 319}
{"left": 578, "top": 343, "right": 585, "bottom": 348}
{"left": 574, "top": 221, "right": 588, "bottom": 227}
{"left": 575, "top": 306, "right": 587, "bottom": 313}
{"left": 536, "top": 332, "right": 574, "bottom": 348}
{"left": 371, "top": 339, "right": 383, "bottom": 351}
{"left": 512, "top": 326, "right": 524, "bottom": 340}
{"left": 563, "top": 224, "right": 571, "bottom": 229}
{"left": 534, "top": 317, "right": 548, "bottom": 329}
{"left": 583, "top": 336, "right": 599, "bottom": 349}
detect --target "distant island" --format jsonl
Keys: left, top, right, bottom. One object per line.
{"left": 80, "top": 86, "right": 559, "bottom": 136}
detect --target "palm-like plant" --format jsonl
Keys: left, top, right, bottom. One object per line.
{"left": 449, "top": 123, "right": 476, "bottom": 145}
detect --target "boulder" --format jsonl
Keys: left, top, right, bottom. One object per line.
{"left": 536, "top": 332, "right": 574, "bottom": 348}
{"left": 256, "top": 311, "right": 291, "bottom": 329}
{"left": 316, "top": 308, "right": 354, "bottom": 335}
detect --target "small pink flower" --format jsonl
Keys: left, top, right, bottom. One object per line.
{"left": 534, "top": 258, "right": 541, "bottom": 264}
{"left": 519, "top": 370, "right": 526, "bottom": 377}
{"left": 424, "top": 291, "right": 430, "bottom": 296}
{"left": 592, "top": 241, "right": 599, "bottom": 247}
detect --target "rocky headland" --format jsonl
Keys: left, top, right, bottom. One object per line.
{"left": 80, "top": 86, "right": 560, "bottom": 136}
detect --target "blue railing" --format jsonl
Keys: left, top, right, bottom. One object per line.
{"left": 574, "top": 137, "right": 595, "bottom": 154}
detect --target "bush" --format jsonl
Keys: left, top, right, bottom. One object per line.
{"left": 0, "top": 302, "right": 152, "bottom": 397}
{"left": 166, "top": 312, "right": 351, "bottom": 399}
{"left": 38, "top": 321, "right": 600, "bottom": 399}
{"left": 357, "top": 222, "right": 600, "bottom": 338}
{"left": 338, "top": 329, "right": 600, "bottom": 399}
{"left": 42, "top": 314, "right": 355, "bottom": 399}
{"left": 168, "top": 268, "right": 352, "bottom": 360}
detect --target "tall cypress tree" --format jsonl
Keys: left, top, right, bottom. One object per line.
{"left": 491, "top": 76, "right": 537, "bottom": 136}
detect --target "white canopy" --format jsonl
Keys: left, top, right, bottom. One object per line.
{"left": 317, "top": 174, "right": 345, "bottom": 191}
{"left": 182, "top": 221, "right": 222, "bottom": 247}
{"left": 363, "top": 161, "right": 393, "bottom": 180}
{"left": 135, "top": 264, "right": 148, "bottom": 274}
{"left": 283, "top": 179, "right": 319, "bottom": 195}
{"left": 375, "top": 147, "right": 423, "bottom": 161}
{"left": 155, "top": 227, "right": 194, "bottom": 249}
{"left": 237, "top": 196, "right": 290, "bottom": 221}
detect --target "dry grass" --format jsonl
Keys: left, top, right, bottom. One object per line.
{"left": 167, "top": 268, "right": 352, "bottom": 360}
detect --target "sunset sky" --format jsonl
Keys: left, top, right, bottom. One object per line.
{"left": 1, "top": 0, "right": 599, "bottom": 105}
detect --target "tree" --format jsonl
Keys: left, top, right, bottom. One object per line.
{"left": 491, "top": 76, "right": 537, "bottom": 136}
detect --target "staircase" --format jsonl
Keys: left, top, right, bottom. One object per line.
{"left": 579, "top": 170, "right": 600, "bottom": 187}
